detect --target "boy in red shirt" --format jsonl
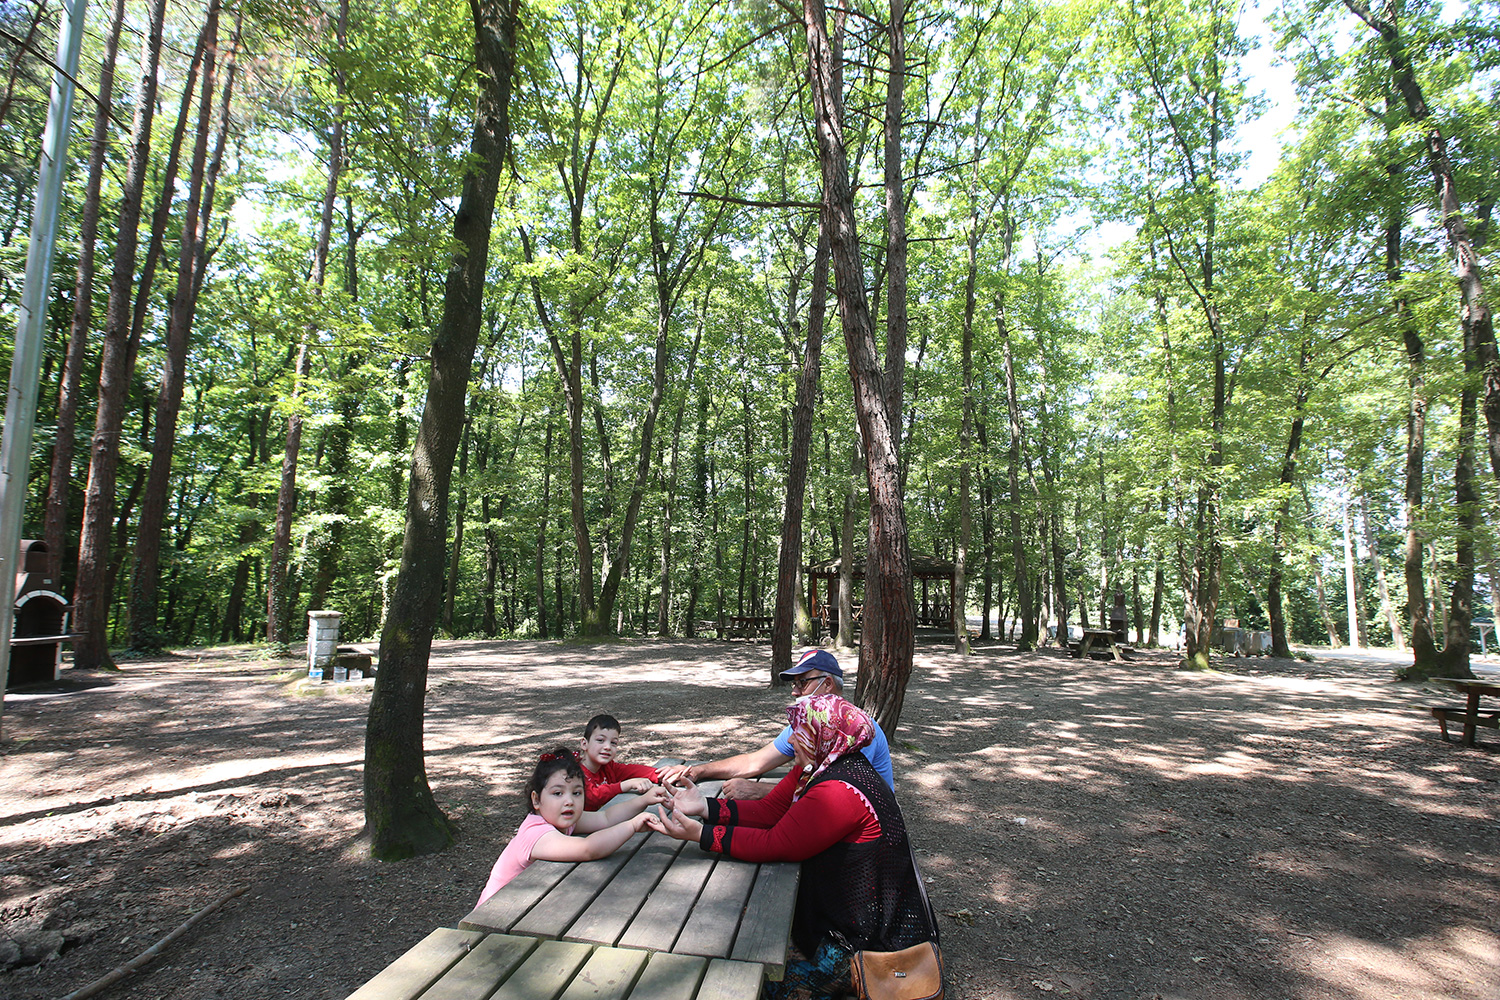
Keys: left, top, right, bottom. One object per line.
{"left": 578, "top": 713, "right": 662, "bottom": 811}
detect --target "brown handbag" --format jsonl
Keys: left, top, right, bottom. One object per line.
{"left": 850, "top": 841, "right": 945, "bottom": 1000}
{"left": 850, "top": 940, "right": 944, "bottom": 1000}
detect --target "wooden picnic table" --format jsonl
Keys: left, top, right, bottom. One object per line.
{"left": 458, "top": 777, "right": 798, "bottom": 980}
{"left": 346, "top": 928, "right": 766, "bottom": 1000}
{"left": 724, "top": 615, "right": 773, "bottom": 637}
{"left": 343, "top": 762, "right": 799, "bottom": 1000}
{"left": 1075, "top": 628, "right": 1125, "bottom": 661}
{"left": 1427, "top": 676, "right": 1500, "bottom": 746}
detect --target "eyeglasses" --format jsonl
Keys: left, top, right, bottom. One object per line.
{"left": 792, "top": 674, "right": 828, "bottom": 693}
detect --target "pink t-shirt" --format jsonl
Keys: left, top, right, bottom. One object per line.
{"left": 476, "top": 813, "right": 573, "bottom": 906}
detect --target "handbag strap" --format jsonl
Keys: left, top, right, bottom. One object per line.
{"left": 906, "top": 839, "right": 940, "bottom": 946}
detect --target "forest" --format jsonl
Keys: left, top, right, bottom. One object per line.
{"left": 1, "top": 0, "right": 1496, "bottom": 685}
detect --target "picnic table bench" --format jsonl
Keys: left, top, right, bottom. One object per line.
{"left": 346, "top": 929, "right": 765, "bottom": 1000}
{"left": 343, "top": 760, "right": 798, "bottom": 1000}
{"left": 1427, "top": 676, "right": 1500, "bottom": 746}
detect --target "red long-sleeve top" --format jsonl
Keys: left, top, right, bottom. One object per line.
{"left": 698, "top": 766, "right": 882, "bottom": 861}
{"left": 581, "top": 760, "right": 660, "bottom": 811}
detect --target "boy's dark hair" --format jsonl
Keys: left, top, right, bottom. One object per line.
{"left": 525, "top": 747, "right": 583, "bottom": 813}
{"left": 584, "top": 714, "right": 622, "bottom": 740}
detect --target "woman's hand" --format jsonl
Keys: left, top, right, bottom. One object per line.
{"left": 654, "top": 805, "right": 703, "bottom": 843}
{"left": 669, "top": 777, "right": 708, "bottom": 818}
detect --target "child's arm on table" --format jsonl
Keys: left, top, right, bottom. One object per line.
{"left": 576, "top": 783, "right": 668, "bottom": 832}
{"left": 530, "top": 811, "right": 657, "bottom": 863}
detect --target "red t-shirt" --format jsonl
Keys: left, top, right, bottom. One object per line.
{"left": 581, "top": 760, "right": 660, "bottom": 810}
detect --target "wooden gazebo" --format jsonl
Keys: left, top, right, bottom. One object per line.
{"left": 806, "top": 552, "right": 957, "bottom": 631}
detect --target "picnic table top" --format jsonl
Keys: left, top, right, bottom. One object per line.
{"left": 458, "top": 769, "right": 799, "bottom": 980}
{"left": 345, "top": 928, "right": 765, "bottom": 1000}
{"left": 1429, "top": 676, "right": 1500, "bottom": 695}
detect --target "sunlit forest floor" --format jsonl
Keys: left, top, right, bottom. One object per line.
{"left": 1, "top": 638, "right": 1495, "bottom": 1000}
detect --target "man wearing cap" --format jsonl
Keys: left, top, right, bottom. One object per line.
{"left": 659, "top": 649, "right": 894, "bottom": 800}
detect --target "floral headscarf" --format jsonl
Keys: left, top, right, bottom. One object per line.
{"left": 786, "top": 693, "right": 874, "bottom": 800}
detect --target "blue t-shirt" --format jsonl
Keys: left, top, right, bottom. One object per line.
{"left": 774, "top": 712, "right": 894, "bottom": 788}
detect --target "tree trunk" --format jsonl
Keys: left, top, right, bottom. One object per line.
{"left": 129, "top": 0, "right": 223, "bottom": 652}
{"left": 998, "top": 292, "right": 1032, "bottom": 650}
{"left": 365, "top": 0, "right": 518, "bottom": 861}
{"left": 443, "top": 418, "right": 471, "bottom": 634}
{"left": 838, "top": 442, "right": 859, "bottom": 649}
{"left": 1341, "top": 490, "right": 1361, "bottom": 649}
{"left": 976, "top": 402, "right": 995, "bottom": 641}
{"left": 1362, "top": 495, "right": 1404, "bottom": 650}
{"left": 803, "top": 0, "right": 913, "bottom": 734}
{"left": 1391, "top": 204, "right": 1441, "bottom": 674}
{"left": 882, "top": 0, "right": 907, "bottom": 452}
{"left": 534, "top": 417, "right": 551, "bottom": 638}
{"left": 1314, "top": 563, "right": 1341, "bottom": 647}
{"left": 72, "top": 0, "right": 171, "bottom": 670}
{"left": 1436, "top": 313, "right": 1480, "bottom": 678}
{"left": 772, "top": 218, "right": 828, "bottom": 678}
{"left": 46, "top": 0, "right": 126, "bottom": 585}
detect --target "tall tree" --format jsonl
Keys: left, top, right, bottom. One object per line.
{"left": 71, "top": 0, "right": 172, "bottom": 670}
{"left": 364, "top": 0, "right": 520, "bottom": 860}
{"left": 802, "top": 0, "right": 914, "bottom": 734}
{"left": 45, "top": 0, "right": 126, "bottom": 585}
{"left": 129, "top": 0, "right": 226, "bottom": 651}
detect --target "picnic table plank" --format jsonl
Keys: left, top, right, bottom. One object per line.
{"left": 460, "top": 856, "right": 578, "bottom": 932}
{"left": 673, "top": 858, "right": 758, "bottom": 960}
{"left": 624, "top": 952, "right": 709, "bottom": 1000}
{"left": 696, "top": 958, "right": 767, "bottom": 1000}
{"left": 728, "top": 862, "right": 799, "bottom": 978}
{"left": 617, "top": 849, "right": 719, "bottom": 952}
{"left": 489, "top": 939, "right": 595, "bottom": 1000}
{"left": 557, "top": 944, "right": 651, "bottom": 1000}
{"left": 512, "top": 832, "right": 651, "bottom": 939}
{"left": 343, "top": 927, "right": 484, "bottom": 1000}
{"left": 417, "top": 933, "right": 538, "bottom": 1000}
{"left": 566, "top": 834, "right": 686, "bottom": 946}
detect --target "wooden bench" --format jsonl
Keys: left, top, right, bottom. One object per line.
{"left": 345, "top": 929, "right": 764, "bottom": 1000}
{"left": 1429, "top": 706, "right": 1500, "bottom": 742}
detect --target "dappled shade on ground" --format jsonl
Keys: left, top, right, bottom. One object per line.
{"left": 0, "top": 640, "right": 1495, "bottom": 999}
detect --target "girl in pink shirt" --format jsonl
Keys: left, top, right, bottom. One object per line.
{"left": 476, "top": 748, "right": 666, "bottom": 906}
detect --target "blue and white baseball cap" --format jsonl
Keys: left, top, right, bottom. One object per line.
{"left": 779, "top": 648, "right": 843, "bottom": 681}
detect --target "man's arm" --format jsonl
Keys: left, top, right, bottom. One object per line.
{"left": 662, "top": 742, "right": 791, "bottom": 785}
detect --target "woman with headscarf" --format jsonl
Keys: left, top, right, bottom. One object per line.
{"left": 651, "top": 693, "right": 933, "bottom": 999}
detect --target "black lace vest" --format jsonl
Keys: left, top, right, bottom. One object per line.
{"left": 792, "top": 751, "right": 931, "bottom": 955}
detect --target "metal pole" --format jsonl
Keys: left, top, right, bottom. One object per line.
{"left": 0, "top": 0, "right": 90, "bottom": 732}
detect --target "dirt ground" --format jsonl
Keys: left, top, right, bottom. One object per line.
{"left": 0, "top": 637, "right": 1496, "bottom": 1000}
